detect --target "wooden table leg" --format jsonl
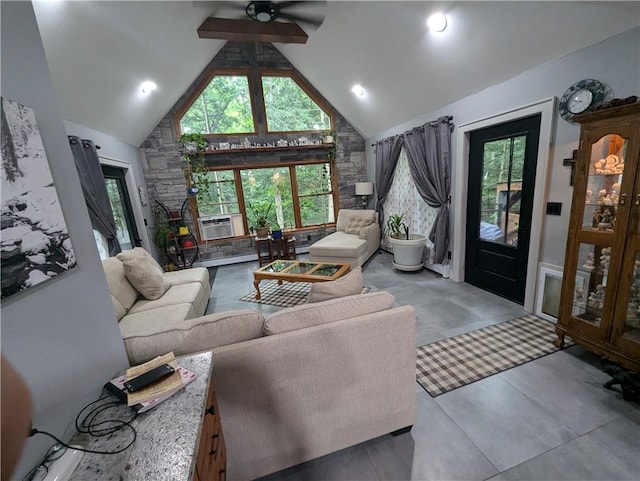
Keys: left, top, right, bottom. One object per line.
{"left": 254, "top": 278, "right": 262, "bottom": 300}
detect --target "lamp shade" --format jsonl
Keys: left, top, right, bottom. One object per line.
{"left": 355, "top": 182, "right": 374, "bottom": 196}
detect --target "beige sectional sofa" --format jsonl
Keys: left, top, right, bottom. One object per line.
{"left": 102, "top": 248, "right": 211, "bottom": 363}
{"left": 309, "top": 209, "right": 380, "bottom": 267}
{"left": 103, "top": 249, "right": 416, "bottom": 481}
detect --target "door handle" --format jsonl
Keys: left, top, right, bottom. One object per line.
{"left": 619, "top": 194, "right": 627, "bottom": 205}
{"left": 635, "top": 194, "right": 640, "bottom": 206}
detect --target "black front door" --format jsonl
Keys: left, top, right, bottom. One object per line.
{"left": 101, "top": 165, "right": 141, "bottom": 250}
{"left": 465, "top": 114, "right": 541, "bottom": 304}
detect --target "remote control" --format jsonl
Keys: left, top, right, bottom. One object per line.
{"left": 124, "top": 364, "right": 175, "bottom": 393}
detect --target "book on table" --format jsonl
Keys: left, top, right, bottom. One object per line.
{"left": 108, "top": 352, "right": 197, "bottom": 413}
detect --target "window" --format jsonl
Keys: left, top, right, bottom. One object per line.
{"left": 196, "top": 170, "right": 239, "bottom": 217}
{"left": 261, "top": 76, "right": 331, "bottom": 132}
{"left": 180, "top": 75, "right": 255, "bottom": 135}
{"left": 295, "top": 163, "right": 334, "bottom": 225}
{"left": 177, "top": 70, "right": 333, "bottom": 136}
{"left": 194, "top": 161, "right": 335, "bottom": 237}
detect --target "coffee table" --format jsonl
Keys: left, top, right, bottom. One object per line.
{"left": 253, "top": 260, "right": 350, "bottom": 300}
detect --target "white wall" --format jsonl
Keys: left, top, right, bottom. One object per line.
{"left": 366, "top": 27, "right": 640, "bottom": 269}
{"left": 1, "top": 3, "right": 129, "bottom": 479}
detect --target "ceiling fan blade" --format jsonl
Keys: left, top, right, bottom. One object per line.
{"left": 198, "top": 17, "right": 309, "bottom": 44}
{"left": 276, "top": 1, "right": 323, "bottom": 8}
{"left": 277, "top": 11, "right": 324, "bottom": 28}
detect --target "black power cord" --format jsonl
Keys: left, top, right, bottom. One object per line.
{"left": 28, "top": 392, "right": 138, "bottom": 457}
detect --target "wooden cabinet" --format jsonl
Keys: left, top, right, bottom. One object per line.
{"left": 193, "top": 377, "right": 226, "bottom": 481}
{"left": 556, "top": 103, "right": 640, "bottom": 371}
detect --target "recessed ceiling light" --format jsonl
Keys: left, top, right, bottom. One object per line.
{"left": 427, "top": 13, "right": 447, "bottom": 32}
{"left": 140, "top": 80, "right": 157, "bottom": 94}
{"left": 351, "top": 84, "right": 365, "bottom": 97}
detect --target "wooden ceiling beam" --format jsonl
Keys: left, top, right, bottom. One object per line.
{"left": 197, "top": 17, "right": 308, "bottom": 44}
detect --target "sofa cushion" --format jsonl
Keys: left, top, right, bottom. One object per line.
{"left": 128, "top": 282, "right": 207, "bottom": 315}
{"left": 309, "top": 231, "right": 367, "bottom": 259}
{"left": 163, "top": 267, "right": 210, "bottom": 291}
{"left": 120, "top": 308, "right": 265, "bottom": 365}
{"left": 117, "top": 247, "right": 163, "bottom": 271}
{"left": 336, "top": 209, "right": 376, "bottom": 232}
{"left": 263, "top": 291, "right": 395, "bottom": 335}
{"left": 102, "top": 257, "right": 139, "bottom": 311}
{"left": 307, "top": 267, "right": 363, "bottom": 303}
{"left": 110, "top": 295, "right": 127, "bottom": 321}
{"left": 123, "top": 256, "right": 170, "bottom": 300}
{"left": 344, "top": 217, "right": 373, "bottom": 235}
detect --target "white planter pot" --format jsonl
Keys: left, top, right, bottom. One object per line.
{"left": 390, "top": 234, "right": 426, "bottom": 271}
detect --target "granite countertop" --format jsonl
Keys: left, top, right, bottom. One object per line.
{"left": 69, "top": 352, "right": 212, "bottom": 481}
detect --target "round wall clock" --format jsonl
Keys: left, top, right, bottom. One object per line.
{"left": 558, "top": 79, "right": 608, "bottom": 123}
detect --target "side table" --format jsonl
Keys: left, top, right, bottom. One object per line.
{"left": 255, "top": 236, "right": 297, "bottom": 266}
{"left": 255, "top": 237, "right": 274, "bottom": 266}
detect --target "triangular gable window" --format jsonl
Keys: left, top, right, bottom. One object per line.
{"left": 261, "top": 75, "right": 331, "bottom": 133}
{"left": 179, "top": 74, "right": 255, "bottom": 135}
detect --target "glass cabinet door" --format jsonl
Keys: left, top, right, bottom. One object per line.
{"left": 621, "top": 251, "right": 640, "bottom": 341}
{"left": 582, "top": 134, "right": 627, "bottom": 233}
{"left": 571, "top": 242, "right": 613, "bottom": 326}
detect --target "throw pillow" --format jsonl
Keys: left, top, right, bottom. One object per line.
{"left": 344, "top": 217, "right": 373, "bottom": 235}
{"left": 123, "top": 256, "right": 170, "bottom": 300}
{"left": 307, "top": 267, "right": 363, "bottom": 303}
{"left": 117, "top": 247, "right": 163, "bottom": 272}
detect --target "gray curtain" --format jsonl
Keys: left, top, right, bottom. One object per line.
{"left": 403, "top": 117, "right": 452, "bottom": 264}
{"left": 374, "top": 135, "right": 404, "bottom": 229}
{"left": 69, "top": 136, "right": 121, "bottom": 256}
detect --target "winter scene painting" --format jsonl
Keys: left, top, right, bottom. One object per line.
{"left": 1, "top": 97, "right": 76, "bottom": 299}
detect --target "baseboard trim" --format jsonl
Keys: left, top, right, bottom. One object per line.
{"left": 194, "top": 246, "right": 310, "bottom": 268}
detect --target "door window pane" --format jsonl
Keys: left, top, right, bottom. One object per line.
{"left": 479, "top": 135, "right": 525, "bottom": 246}
{"left": 105, "top": 178, "right": 133, "bottom": 250}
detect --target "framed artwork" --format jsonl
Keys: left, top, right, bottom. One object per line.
{"left": 1, "top": 97, "right": 76, "bottom": 299}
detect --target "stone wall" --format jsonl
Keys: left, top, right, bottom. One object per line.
{"left": 140, "top": 41, "right": 367, "bottom": 262}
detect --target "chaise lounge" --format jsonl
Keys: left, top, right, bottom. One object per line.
{"left": 309, "top": 209, "right": 380, "bottom": 267}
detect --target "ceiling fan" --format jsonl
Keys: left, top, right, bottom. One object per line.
{"left": 197, "top": 1, "right": 326, "bottom": 44}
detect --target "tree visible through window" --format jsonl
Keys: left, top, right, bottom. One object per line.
{"left": 194, "top": 162, "right": 335, "bottom": 235}
{"left": 262, "top": 76, "right": 331, "bottom": 132}
{"left": 180, "top": 75, "right": 255, "bottom": 134}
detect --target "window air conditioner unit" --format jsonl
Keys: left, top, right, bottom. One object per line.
{"left": 199, "top": 216, "right": 234, "bottom": 240}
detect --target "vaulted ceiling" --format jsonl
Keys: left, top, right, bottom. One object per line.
{"left": 32, "top": 1, "right": 640, "bottom": 147}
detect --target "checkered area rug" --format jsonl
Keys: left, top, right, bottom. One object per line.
{"left": 416, "top": 314, "right": 573, "bottom": 397}
{"left": 240, "top": 280, "right": 371, "bottom": 308}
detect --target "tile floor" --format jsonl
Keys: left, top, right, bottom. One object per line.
{"left": 207, "top": 251, "right": 640, "bottom": 481}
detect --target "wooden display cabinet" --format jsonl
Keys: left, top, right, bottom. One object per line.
{"left": 556, "top": 103, "right": 640, "bottom": 371}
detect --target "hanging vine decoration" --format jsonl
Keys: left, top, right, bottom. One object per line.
{"left": 177, "top": 132, "right": 213, "bottom": 203}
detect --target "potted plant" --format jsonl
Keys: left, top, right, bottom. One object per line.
{"left": 385, "top": 213, "right": 426, "bottom": 271}
{"left": 177, "top": 132, "right": 208, "bottom": 163}
{"left": 249, "top": 202, "right": 273, "bottom": 238}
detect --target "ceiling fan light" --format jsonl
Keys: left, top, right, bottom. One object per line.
{"left": 427, "top": 13, "right": 447, "bottom": 32}
{"left": 248, "top": 1, "right": 276, "bottom": 22}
